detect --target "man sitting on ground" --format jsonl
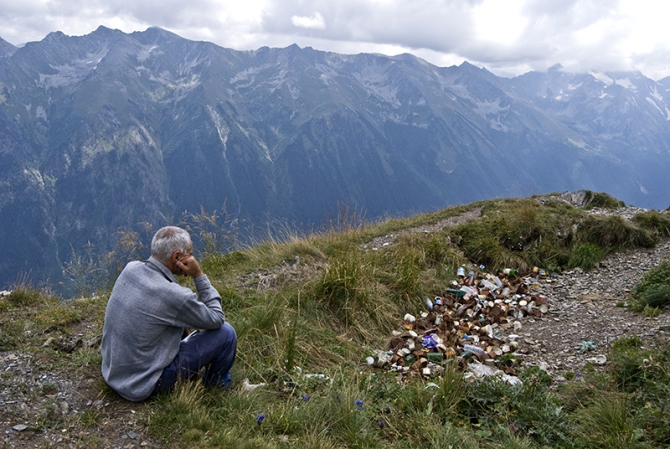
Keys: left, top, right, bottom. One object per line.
{"left": 101, "top": 226, "right": 237, "bottom": 401}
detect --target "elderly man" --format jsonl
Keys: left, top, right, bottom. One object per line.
{"left": 101, "top": 226, "right": 237, "bottom": 401}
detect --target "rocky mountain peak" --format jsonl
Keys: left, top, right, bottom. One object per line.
{"left": 0, "top": 36, "right": 17, "bottom": 58}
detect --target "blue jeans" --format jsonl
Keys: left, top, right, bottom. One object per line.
{"left": 152, "top": 322, "right": 237, "bottom": 394}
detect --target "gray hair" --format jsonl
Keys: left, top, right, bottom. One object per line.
{"left": 151, "top": 226, "right": 192, "bottom": 263}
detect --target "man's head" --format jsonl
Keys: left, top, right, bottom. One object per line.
{"left": 151, "top": 226, "right": 192, "bottom": 266}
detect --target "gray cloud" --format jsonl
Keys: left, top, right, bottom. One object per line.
{"left": 0, "top": 0, "right": 668, "bottom": 80}
{"left": 257, "top": 0, "right": 653, "bottom": 77}
{"left": 261, "top": 0, "right": 479, "bottom": 54}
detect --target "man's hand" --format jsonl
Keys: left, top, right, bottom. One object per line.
{"left": 175, "top": 255, "right": 204, "bottom": 279}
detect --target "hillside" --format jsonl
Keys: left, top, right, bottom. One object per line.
{"left": 2, "top": 27, "right": 670, "bottom": 292}
{"left": 1, "top": 193, "right": 670, "bottom": 448}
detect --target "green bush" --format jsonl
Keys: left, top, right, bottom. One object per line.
{"left": 459, "top": 370, "right": 570, "bottom": 446}
{"left": 313, "top": 248, "right": 371, "bottom": 323}
{"left": 633, "top": 210, "right": 670, "bottom": 237}
{"left": 584, "top": 191, "right": 626, "bottom": 209}
{"left": 568, "top": 243, "right": 605, "bottom": 269}
{"left": 0, "top": 329, "right": 16, "bottom": 350}
{"left": 631, "top": 260, "right": 670, "bottom": 310}
{"left": 637, "top": 286, "right": 670, "bottom": 309}
{"left": 576, "top": 215, "right": 656, "bottom": 249}
{"left": 571, "top": 393, "right": 639, "bottom": 449}
{"left": 7, "top": 287, "right": 43, "bottom": 306}
{"left": 609, "top": 342, "right": 649, "bottom": 391}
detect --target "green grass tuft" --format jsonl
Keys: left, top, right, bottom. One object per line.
{"left": 571, "top": 393, "right": 639, "bottom": 448}
{"left": 630, "top": 260, "right": 670, "bottom": 311}
{"left": 633, "top": 210, "right": 670, "bottom": 237}
{"left": 6, "top": 287, "right": 44, "bottom": 306}
{"left": 568, "top": 243, "right": 605, "bottom": 269}
{"left": 583, "top": 190, "right": 626, "bottom": 209}
{"left": 575, "top": 215, "right": 656, "bottom": 249}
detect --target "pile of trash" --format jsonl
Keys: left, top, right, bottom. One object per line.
{"left": 367, "top": 266, "right": 552, "bottom": 384}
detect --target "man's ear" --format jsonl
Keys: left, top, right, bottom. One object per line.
{"left": 165, "top": 251, "right": 179, "bottom": 272}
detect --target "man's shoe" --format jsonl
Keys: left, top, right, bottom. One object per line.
{"left": 221, "top": 371, "right": 232, "bottom": 389}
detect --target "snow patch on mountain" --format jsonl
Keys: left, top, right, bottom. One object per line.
{"left": 590, "top": 71, "right": 613, "bottom": 86}
{"left": 35, "top": 105, "right": 47, "bottom": 121}
{"left": 472, "top": 99, "right": 510, "bottom": 131}
{"left": 615, "top": 77, "right": 635, "bottom": 90}
{"left": 38, "top": 49, "right": 109, "bottom": 88}
{"left": 646, "top": 97, "right": 665, "bottom": 116}
{"left": 315, "top": 63, "right": 338, "bottom": 86}
{"left": 230, "top": 64, "right": 273, "bottom": 88}
{"left": 136, "top": 45, "right": 160, "bottom": 62}
{"left": 649, "top": 86, "right": 663, "bottom": 102}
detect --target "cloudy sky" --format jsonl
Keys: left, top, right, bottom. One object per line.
{"left": 1, "top": 0, "right": 669, "bottom": 80}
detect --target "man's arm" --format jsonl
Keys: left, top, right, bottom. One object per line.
{"left": 174, "top": 255, "right": 225, "bottom": 329}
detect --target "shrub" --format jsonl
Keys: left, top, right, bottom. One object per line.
{"left": 576, "top": 215, "right": 656, "bottom": 249}
{"left": 571, "top": 393, "right": 639, "bottom": 449}
{"left": 459, "top": 372, "right": 570, "bottom": 446}
{"left": 633, "top": 210, "right": 670, "bottom": 237}
{"left": 314, "top": 248, "right": 370, "bottom": 323}
{"left": 583, "top": 191, "right": 625, "bottom": 209}
{"left": 631, "top": 260, "right": 670, "bottom": 310}
{"left": 0, "top": 329, "right": 16, "bottom": 351}
{"left": 568, "top": 243, "right": 605, "bottom": 269}
{"left": 608, "top": 336, "right": 648, "bottom": 391}
{"left": 7, "top": 287, "right": 43, "bottom": 306}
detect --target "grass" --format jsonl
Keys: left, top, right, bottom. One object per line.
{"left": 583, "top": 190, "right": 626, "bottom": 209}
{"left": 568, "top": 243, "right": 605, "bottom": 270}
{"left": 632, "top": 210, "right": 670, "bottom": 237}
{"left": 448, "top": 197, "right": 663, "bottom": 274}
{"left": 2, "top": 192, "right": 670, "bottom": 448}
{"left": 629, "top": 260, "right": 670, "bottom": 313}
{"left": 570, "top": 393, "right": 640, "bottom": 448}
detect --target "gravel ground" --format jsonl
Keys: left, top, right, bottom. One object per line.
{"left": 0, "top": 348, "right": 156, "bottom": 448}
{"left": 514, "top": 240, "right": 670, "bottom": 379}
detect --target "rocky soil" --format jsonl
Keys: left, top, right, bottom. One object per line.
{"left": 2, "top": 202, "right": 670, "bottom": 448}
{"left": 503, "top": 239, "right": 670, "bottom": 380}
{"left": 1, "top": 343, "right": 155, "bottom": 448}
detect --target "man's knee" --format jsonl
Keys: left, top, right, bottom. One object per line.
{"left": 216, "top": 322, "right": 237, "bottom": 345}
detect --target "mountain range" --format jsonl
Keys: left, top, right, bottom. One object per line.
{"left": 1, "top": 26, "right": 669, "bottom": 291}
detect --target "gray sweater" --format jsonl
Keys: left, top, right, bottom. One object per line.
{"left": 101, "top": 256, "right": 225, "bottom": 401}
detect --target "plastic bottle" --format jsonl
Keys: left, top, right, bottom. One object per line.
{"left": 463, "top": 344, "right": 486, "bottom": 356}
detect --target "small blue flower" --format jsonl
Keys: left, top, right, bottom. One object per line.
{"left": 256, "top": 413, "right": 265, "bottom": 425}
{"left": 355, "top": 400, "right": 364, "bottom": 410}
{"left": 302, "top": 395, "right": 310, "bottom": 402}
